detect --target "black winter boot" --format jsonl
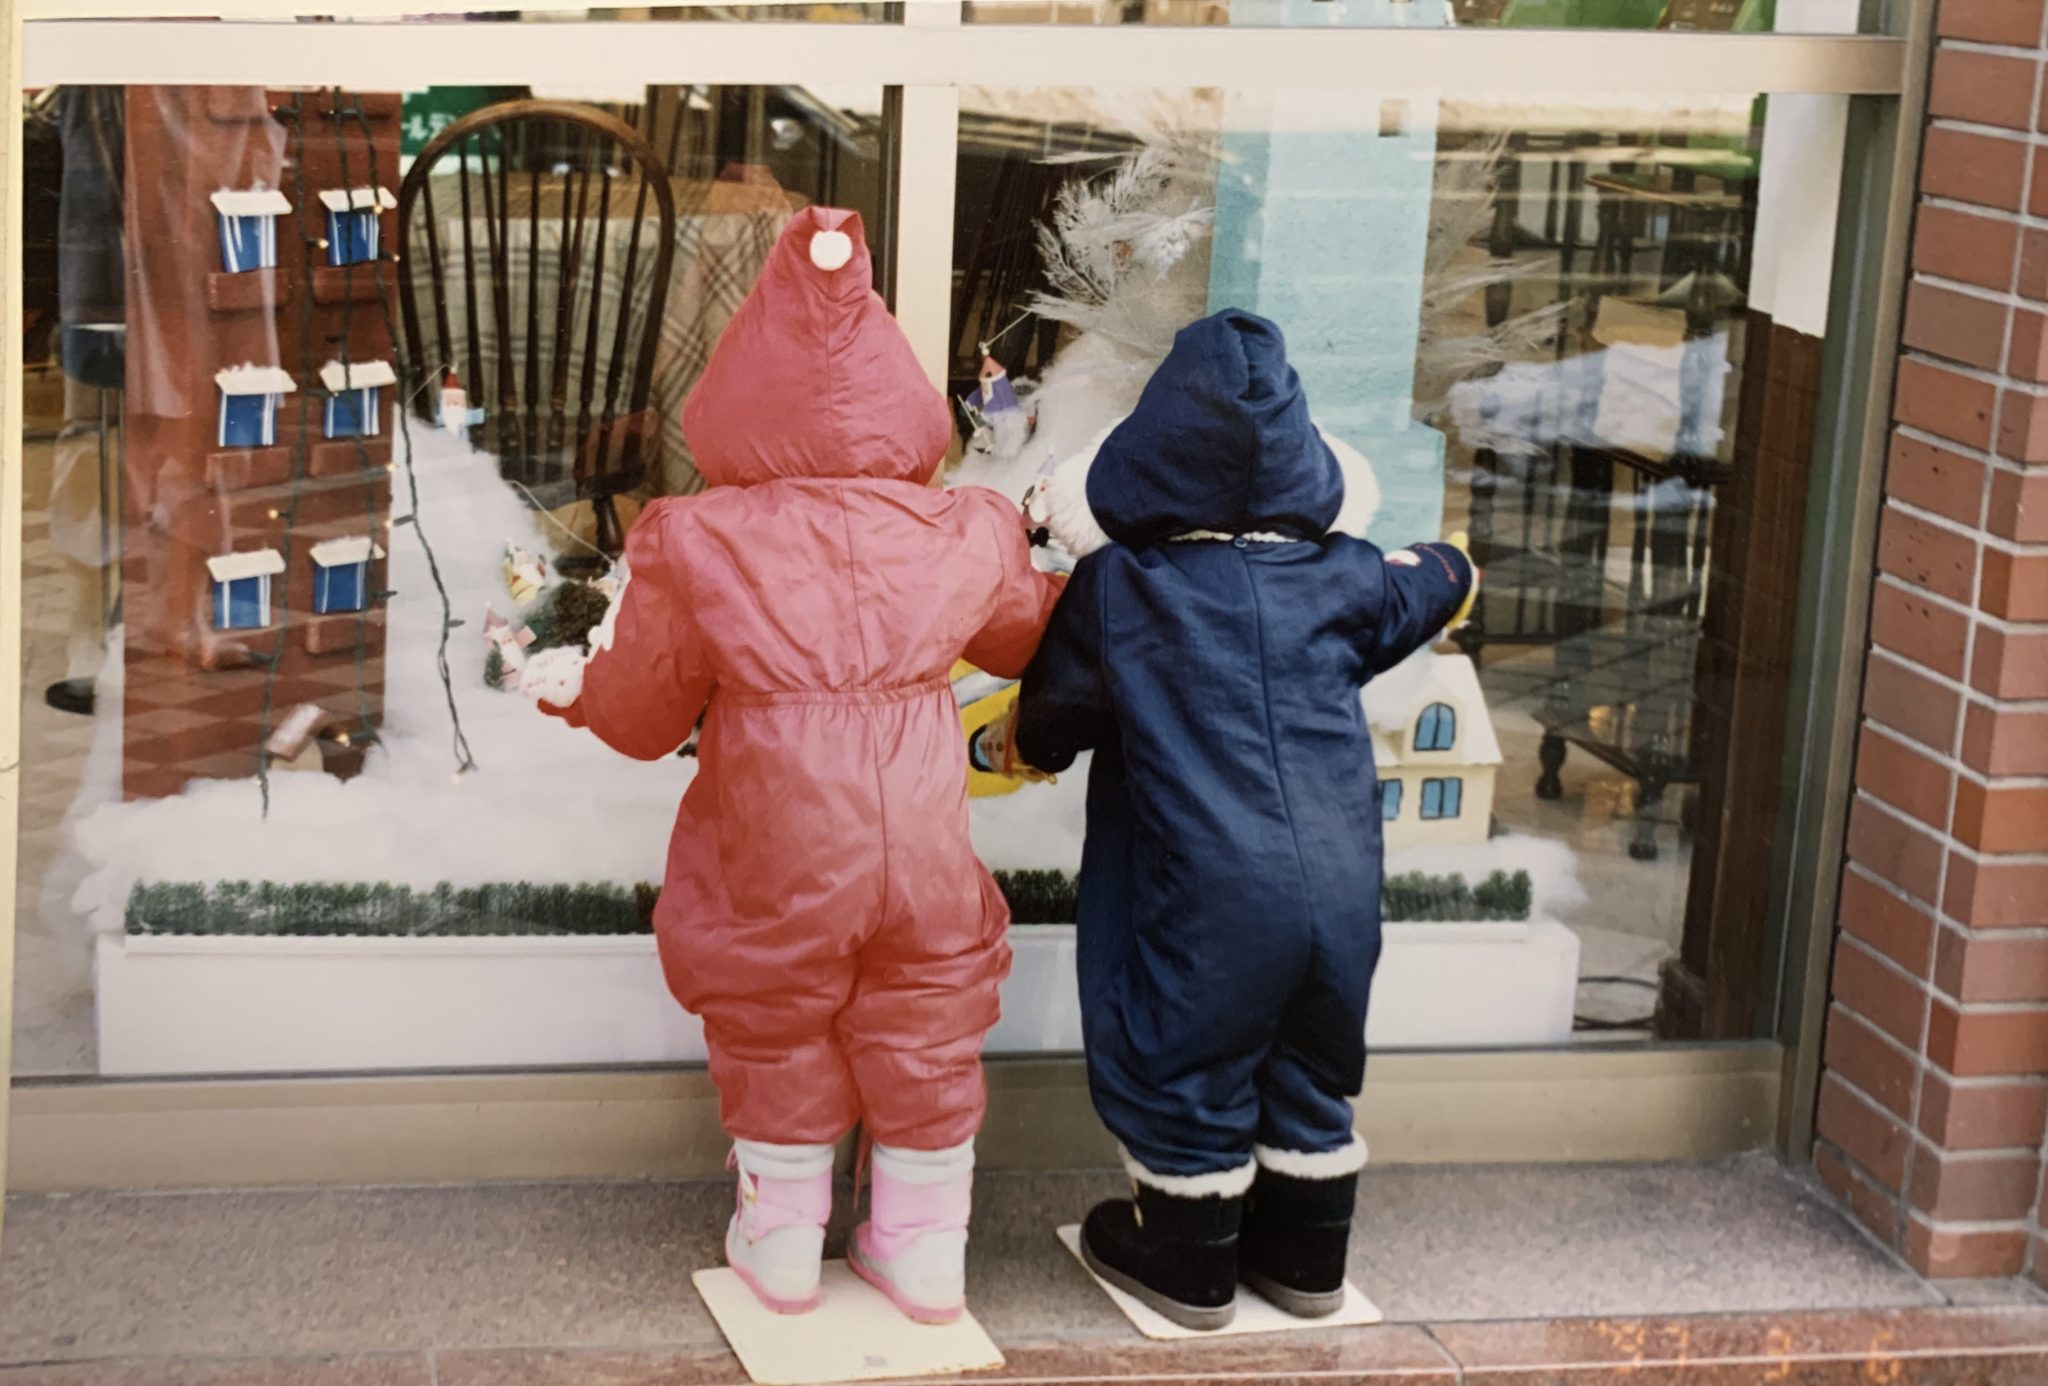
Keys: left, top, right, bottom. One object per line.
{"left": 1079, "top": 1180, "right": 1243, "bottom": 1331}
{"left": 1238, "top": 1166, "right": 1357, "bottom": 1318}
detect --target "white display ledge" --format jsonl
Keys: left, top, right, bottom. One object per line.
{"left": 95, "top": 921, "right": 1580, "bottom": 1077}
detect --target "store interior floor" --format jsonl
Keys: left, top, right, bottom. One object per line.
{"left": 4, "top": 1155, "right": 2045, "bottom": 1382}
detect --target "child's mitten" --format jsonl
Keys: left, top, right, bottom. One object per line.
{"left": 522, "top": 646, "right": 588, "bottom": 717}
{"left": 968, "top": 703, "right": 1054, "bottom": 783}
{"left": 1444, "top": 530, "right": 1480, "bottom": 630}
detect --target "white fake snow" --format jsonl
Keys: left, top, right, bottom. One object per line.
{"left": 70, "top": 427, "right": 1579, "bottom": 932}
{"left": 71, "top": 429, "right": 685, "bottom": 930}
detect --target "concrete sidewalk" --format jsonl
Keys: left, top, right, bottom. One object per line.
{"left": 3, "top": 1156, "right": 2045, "bottom": 1382}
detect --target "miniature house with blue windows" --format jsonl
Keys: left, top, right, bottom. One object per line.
{"left": 207, "top": 549, "right": 286, "bottom": 631}
{"left": 309, "top": 536, "right": 385, "bottom": 615}
{"left": 214, "top": 365, "right": 298, "bottom": 449}
{"left": 1363, "top": 650, "right": 1501, "bottom": 849}
{"left": 209, "top": 187, "right": 291, "bottom": 273}
{"left": 319, "top": 359, "right": 397, "bottom": 439}
{"left": 318, "top": 186, "right": 396, "bottom": 267}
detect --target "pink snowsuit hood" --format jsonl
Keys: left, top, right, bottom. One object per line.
{"left": 682, "top": 206, "right": 953, "bottom": 489}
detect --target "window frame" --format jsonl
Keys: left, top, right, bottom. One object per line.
{"left": 0, "top": 1, "right": 1924, "bottom": 1191}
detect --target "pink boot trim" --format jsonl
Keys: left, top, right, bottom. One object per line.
{"left": 733, "top": 1164, "right": 833, "bottom": 1243}
{"left": 863, "top": 1169, "right": 970, "bottom": 1262}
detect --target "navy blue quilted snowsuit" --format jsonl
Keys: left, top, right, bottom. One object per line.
{"left": 1014, "top": 311, "right": 1474, "bottom": 1180}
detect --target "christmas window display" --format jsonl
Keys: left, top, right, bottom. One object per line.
{"left": 23, "top": 71, "right": 1808, "bottom": 1078}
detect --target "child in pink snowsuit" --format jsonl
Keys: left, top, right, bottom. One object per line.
{"left": 532, "top": 208, "right": 1061, "bottom": 1320}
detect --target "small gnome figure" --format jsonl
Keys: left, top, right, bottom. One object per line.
{"left": 483, "top": 607, "right": 536, "bottom": 689}
{"left": 502, "top": 543, "right": 549, "bottom": 606}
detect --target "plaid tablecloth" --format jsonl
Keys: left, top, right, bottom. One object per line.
{"left": 414, "top": 174, "right": 795, "bottom": 498}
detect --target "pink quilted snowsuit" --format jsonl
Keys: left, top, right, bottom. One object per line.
{"left": 553, "top": 207, "right": 1060, "bottom": 1151}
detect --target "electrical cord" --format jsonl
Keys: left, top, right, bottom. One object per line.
{"left": 1573, "top": 974, "right": 1658, "bottom": 1032}
{"left": 254, "top": 91, "right": 321, "bottom": 816}
{"left": 325, "top": 90, "right": 384, "bottom": 752}
{"left": 347, "top": 91, "right": 476, "bottom": 775}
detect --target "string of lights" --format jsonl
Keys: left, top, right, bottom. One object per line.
{"left": 251, "top": 90, "right": 321, "bottom": 817}
{"left": 325, "top": 89, "right": 384, "bottom": 753}
{"left": 347, "top": 89, "right": 477, "bottom": 777}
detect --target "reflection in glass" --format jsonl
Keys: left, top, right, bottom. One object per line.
{"left": 11, "top": 68, "right": 1836, "bottom": 1080}
{"left": 948, "top": 86, "right": 1819, "bottom": 1048}
{"left": 10, "top": 79, "right": 883, "bottom": 1077}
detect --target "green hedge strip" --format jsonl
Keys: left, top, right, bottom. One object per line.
{"left": 126, "top": 868, "right": 1533, "bottom": 937}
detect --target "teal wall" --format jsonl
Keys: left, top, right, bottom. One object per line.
{"left": 1206, "top": 1, "right": 1448, "bottom": 540}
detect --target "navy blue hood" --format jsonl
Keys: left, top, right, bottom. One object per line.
{"left": 1087, "top": 310, "right": 1345, "bottom": 548}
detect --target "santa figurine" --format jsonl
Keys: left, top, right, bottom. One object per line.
{"left": 439, "top": 370, "right": 465, "bottom": 434}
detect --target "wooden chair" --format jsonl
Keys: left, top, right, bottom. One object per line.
{"left": 398, "top": 99, "right": 677, "bottom": 562}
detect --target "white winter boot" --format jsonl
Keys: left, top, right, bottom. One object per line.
{"left": 725, "top": 1140, "right": 834, "bottom": 1314}
{"left": 848, "top": 1139, "right": 974, "bottom": 1324}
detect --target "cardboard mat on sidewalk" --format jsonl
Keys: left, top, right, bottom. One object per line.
{"left": 694, "top": 1261, "right": 1004, "bottom": 1385}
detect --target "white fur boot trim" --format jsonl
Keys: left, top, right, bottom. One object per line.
{"left": 1253, "top": 1137, "right": 1369, "bottom": 1179}
{"left": 1119, "top": 1146, "right": 1256, "bottom": 1198}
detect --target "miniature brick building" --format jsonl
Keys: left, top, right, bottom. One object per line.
{"left": 121, "top": 86, "right": 403, "bottom": 800}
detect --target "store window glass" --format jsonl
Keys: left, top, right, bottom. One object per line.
{"left": 961, "top": 0, "right": 1867, "bottom": 32}
{"left": 949, "top": 82, "right": 1846, "bottom": 1049}
{"left": 13, "top": 35, "right": 1865, "bottom": 1082}
{"left": 12, "top": 76, "right": 885, "bottom": 1078}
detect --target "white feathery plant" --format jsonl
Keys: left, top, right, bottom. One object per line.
{"left": 1414, "top": 132, "right": 1575, "bottom": 455}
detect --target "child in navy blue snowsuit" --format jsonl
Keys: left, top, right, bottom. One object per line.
{"left": 1011, "top": 310, "right": 1474, "bottom": 1329}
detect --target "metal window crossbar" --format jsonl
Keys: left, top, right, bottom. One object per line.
{"left": 23, "top": 21, "right": 1906, "bottom": 96}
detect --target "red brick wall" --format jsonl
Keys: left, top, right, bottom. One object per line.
{"left": 1814, "top": 1, "right": 2048, "bottom": 1284}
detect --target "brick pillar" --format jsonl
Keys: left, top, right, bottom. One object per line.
{"left": 1812, "top": 0, "right": 2048, "bottom": 1284}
